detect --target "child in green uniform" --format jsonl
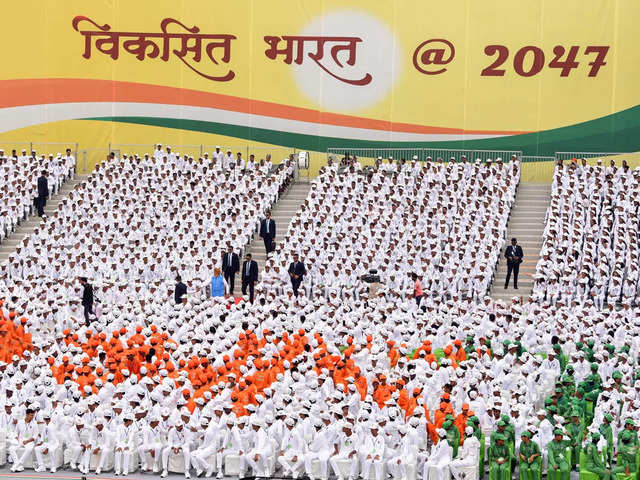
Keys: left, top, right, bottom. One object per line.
{"left": 518, "top": 431, "right": 541, "bottom": 480}
{"left": 599, "top": 414, "right": 614, "bottom": 466}
{"left": 614, "top": 430, "right": 637, "bottom": 479}
{"left": 566, "top": 411, "right": 584, "bottom": 470}
{"left": 443, "top": 420, "right": 461, "bottom": 458}
{"left": 489, "top": 434, "right": 511, "bottom": 480}
{"left": 584, "top": 432, "right": 611, "bottom": 480}
{"left": 548, "top": 429, "right": 570, "bottom": 480}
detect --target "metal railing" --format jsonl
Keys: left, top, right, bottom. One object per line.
{"left": 555, "top": 151, "right": 633, "bottom": 161}
{"left": 80, "top": 149, "right": 121, "bottom": 174}
{"left": 0, "top": 141, "right": 31, "bottom": 155}
{"left": 110, "top": 143, "right": 203, "bottom": 159}
{"left": 520, "top": 156, "right": 556, "bottom": 183}
{"left": 326, "top": 147, "right": 522, "bottom": 163}
{"left": 521, "top": 155, "right": 555, "bottom": 162}
{"left": 0, "top": 141, "right": 78, "bottom": 161}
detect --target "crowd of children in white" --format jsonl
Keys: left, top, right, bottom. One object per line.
{"left": 0, "top": 148, "right": 637, "bottom": 480}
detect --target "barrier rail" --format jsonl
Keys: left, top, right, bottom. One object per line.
{"left": 6, "top": 143, "right": 638, "bottom": 181}
{"left": 0, "top": 141, "right": 78, "bottom": 163}
{"left": 520, "top": 156, "right": 556, "bottom": 183}
{"left": 555, "top": 151, "right": 632, "bottom": 161}
{"left": 80, "top": 149, "right": 121, "bottom": 174}
{"left": 110, "top": 143, "right": 203, "bottom": 159}
{"left": 326, "top": 147, "right": 522, "bottom": 163}
{"left": 521, "top": 155, "right": 555, "bottom": 162}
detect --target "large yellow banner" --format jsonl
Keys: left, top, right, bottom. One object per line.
{"left": 1, "top": 0, "right": 638, "bottom": 175}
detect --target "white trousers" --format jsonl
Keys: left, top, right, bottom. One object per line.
{"left": 387, "top": 455, "right": 415, "bottom": 480}
{"left": 305, "top": 450, "right": 331, "bottom": 479}
{"left": 361, "top": 454, "right": 385, "bottom": 480}
{"left": 34, "top": 443, "right": 59, "bottom": 469}
{"left": 139, "top": 442, "right": 164, "bottom": 470}
{"left": 90, "top": 445, "right": 112, "bottom": 472}
{"left": 245, "top": 449, "right": 272, "bottom": 476}
{"left": 67, "top": 443, "right": 85, "bottom": 467}
{"left": 191, "top": 445, "right": 217, "bottom": 473}
{"left": 9, "top": 443, "right": 35, "bottom": 467}
{"left": 278, "top": 451, "right": 305, "bottom": 477}
{"left": 114, "top": 446, "right": 135, "bottom": 474}
{"left": 162, "top": 446, "right": 191, "bottom": 472}
{"left": 330, "top": 453, "right": 360, "bottom": 479}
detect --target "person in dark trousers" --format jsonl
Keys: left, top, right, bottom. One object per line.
{"left": 241, "top": 253, "right": 259, "bottom": 303}
{"left": 36, "top": 170, "right": 49, "bottom": 217}
{"left": 259, "top": 211, "right": 276, "bottom": 254}
{"left": 288, "top": 253, "right": 306, "bottom": 297}
{"left": 79, "top": 277, "right": 94, "bottom": 326}
{"left": 174, "top": 275, "right": 187, "bottom": 304}
{"left": 221, "top": 246, "right": 239, "bottom": 295}
{"left": 505, "top": 237, "right": 524, "bottom": 289}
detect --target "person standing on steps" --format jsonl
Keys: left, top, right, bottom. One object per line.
{"left": 288, "top": 253, "right": 306, "bottom": 297}
{"left": 221, "top": 246, "right": 239, "bottom": 295}
{"left": 241, "top": 253, "right": 259, "bottom": 303}
{"left": 174, "top": 275, "right": 187, "bottom": 305}
{"left": 79, "top": 277, "right": 94, "bottom": 326}
{"left": 36, "top": 170, "right": 49, "bottom": 217}
{"left": 505, "top": 237, "right": 523, "bottom": 289}
{"left": 259, "top": 211, "right": 276, "bottom": 255}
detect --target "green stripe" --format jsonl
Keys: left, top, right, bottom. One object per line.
{"left": 86, "top": 104, "right": 640, "bottom": 154}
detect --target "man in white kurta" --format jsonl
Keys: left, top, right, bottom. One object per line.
{"left": 360, "top": 423, "right": 387, "bottom": 480}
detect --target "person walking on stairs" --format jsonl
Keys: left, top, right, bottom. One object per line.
{"left": 259, "top": 211, "right": 276, "bottom": 254}
{"left": 505, "top": 238, "right": 523, "bottom": 289}
{"left": 241, "top": 253, "right": 259, "bottom": 303}
{"left": 36, "top": 170, "right": 49, "bottom": 217}
{"left": 221, "top": 246, "right": 239, "bottom": 295}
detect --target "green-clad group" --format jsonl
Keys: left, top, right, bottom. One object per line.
{"left": 483, "top": 340, "right": 640, "bottom": 480}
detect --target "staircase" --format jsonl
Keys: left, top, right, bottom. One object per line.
{"left": 490, "top": 183, "right": 552, "bottom": 303}
{"left": 233, "top": 178, "right": 312, "bottom": 296}
{"left": 0, "top": 175, "right": 88, "bottom": 263}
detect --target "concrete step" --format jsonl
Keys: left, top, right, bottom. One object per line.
{"left": 504, "top": 238, "right": 542, "bottom": 243}
{"left": 491, "top": 181, "right": 549, "bottom": 300}
{"left": 507, "top": 221, "right": 545, "bottom": 227}
{"left": 494, "top": 278, "right": 535, "bottom": 286}
{"left": 495, "top": 274, "right": 537, "bottom": 282}
{"left": 495, "top": 262, "right": 538, "bottom": 270}
{"left": 502, "top": 244, "right": 540, "bottom": 251}
{"left": 503, "top": 236, "right": 543, "bottom": 243}
{"left": 232, "top": 178, "right": 311, "bottom": 296}
{"left": 511, "top": 202, "right": 549, "bottom": 208}
{"left": 512, "top": 206, "right": 549, "bottom": 213}
{"left": 495, "top": 267, "right": 538, "bottom": 275}
{"left": 0, "top": 174, "right": 88, "bottom": 262}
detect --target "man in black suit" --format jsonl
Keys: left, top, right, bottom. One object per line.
{"left": 174, "top": 274, "right": 187, "bottom": 304}
{"left": 259, "top": 211, "right": 276, "bottom": 254}
{"left": 505, "top": 237, "right": 524, "bottom": 289}
{"left": 36, "top": 170, "right": 49, "bottom": 217}
{"left": 288, "top": 253, "right": 306, "bottom": 297}
{"left": 79, "top": 277, "right": 94, "bottom": 326}
{"left": 221, "top": 246, "right": 239, "bottom": 295}
{"left": 241, "top": 253, "right": 259, "bottom": 303}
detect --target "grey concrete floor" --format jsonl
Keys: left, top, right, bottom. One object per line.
{"left": 0, "top": 468, "right": 237, "bottom": 480}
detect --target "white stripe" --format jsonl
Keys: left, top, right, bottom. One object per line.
{"left": 0, "top": 102, "right": 508, "bottom": 142}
